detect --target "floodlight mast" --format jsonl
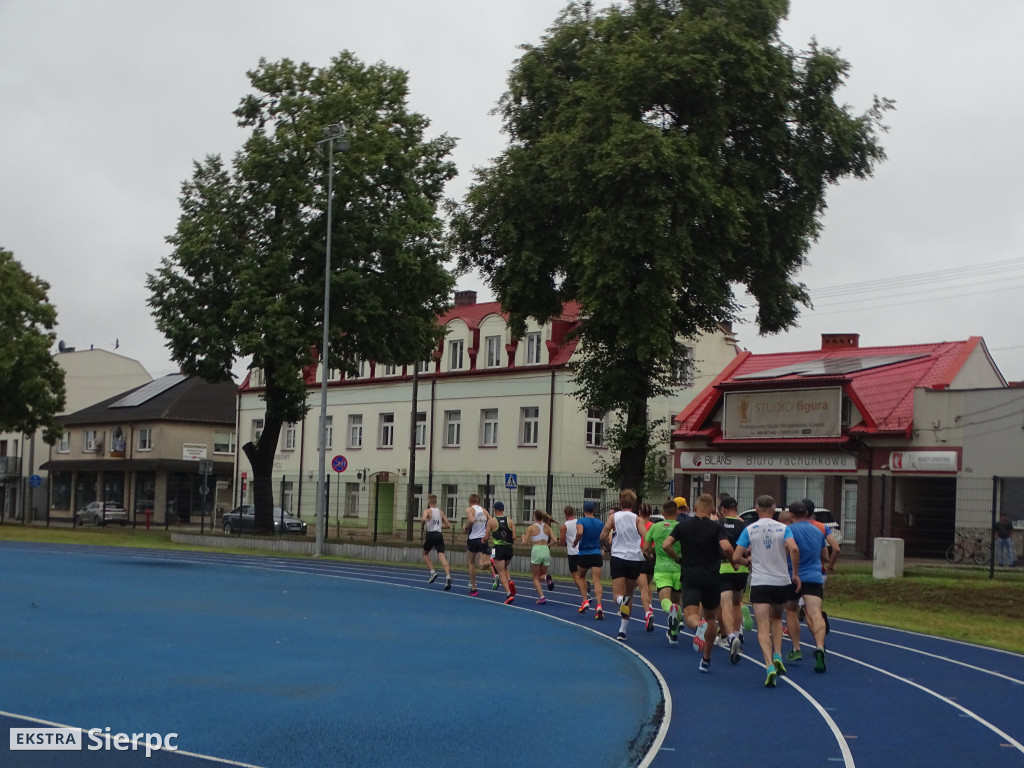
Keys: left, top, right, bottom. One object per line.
{"left": 314, "top": 122, "right": 348, "bottom": 557}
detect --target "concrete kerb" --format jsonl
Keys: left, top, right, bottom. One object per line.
{"left": 169, "top": 533, "right": 579, "bottom": 578}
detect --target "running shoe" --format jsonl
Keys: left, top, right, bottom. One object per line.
{"left": 492, "top": 575, "right": 500, "bottom": 590}
{"left": 616, "top": 632, "right": 627, "bottom": 642}
{"left": 772, "top": 653, "right": 787, "bottom": 676}
{"left": 798, "top": 605, "right": 806, "bottom": 622}
{"left": 536, "top": 597, "right": 547, "bottom": 605}
{"left": 578, "top": 599, "right": 590, "bottom": 614}
{"left": 504, "top": 594, "right": 515, "bottom": 605}
{"left": 587, "top": 581, "right": 592, "bottom": 596}
{"left": 823, "top": 611, "right": 831, "bottom": 635}
{"left": 764, "top": 668, "right": 777, "bottom": 688}
{"left": 787, "top": 649, "right": 803, "bottom": 662}
{"left": 698, "top": 658, "right": 711, "bottom": 673}
{"left": 738, "top": 629, "right": 745, "bottom": 645}
{"left": 782, "top": 624, "right": 789, "bottom": 637}
{"left": 668, "top": 606, "right": 679, "bottom": 636}
{"left": 469, "top": 589, "right": 479, "bottom": 597}
{"left": 509, "top": 580, "right": 517, "bottom": 597}
{"left": 714, "top": 636, "right": 730, "bottom": 649}
{"left": 618, "top": 594, "right": 631, "bottom": 618}
{"left": 814, "top": 647, "right": 827, "bottom": 673}
{"left": 692, "top": 620, "right": 707, "bottom": 653}
{"left": 444, "top": 578, "right": 452, "bottom": 591}
{"left": 545, "top": 575, "right": 555, "bottom": 591}
{"left": 729, "top": 635, "right": 742, "bottom": 664}
{"left": 741, "top": 604, "right": 753, "bottom": 631}
{"left": 595, "top": 606, "right": 605, "bottom": 620}
{"left": 428, "top": 570, "right": 438, "bottom": 584}
{"left": 645, "top": 610, "right": 655, "bottom": 632}
{"left": 666, "top": 630, "right": 678, "bottom": 647}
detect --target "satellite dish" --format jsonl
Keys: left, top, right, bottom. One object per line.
{"left": 58, "top": 340, "right": 66, "bottom": 353}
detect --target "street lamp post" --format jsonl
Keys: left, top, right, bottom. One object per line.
{"left": 315, "top": 123, "right": 349, "bottom": 557}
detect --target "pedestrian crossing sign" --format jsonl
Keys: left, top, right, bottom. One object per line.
{"left": 505, "top": 473, "right": 517, "bottom": 490}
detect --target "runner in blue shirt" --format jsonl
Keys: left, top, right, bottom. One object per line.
{"left": 575, "top": 500, "right": 605, "bottom": 619}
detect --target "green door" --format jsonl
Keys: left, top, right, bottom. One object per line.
{"left": 374, "top": 481, "right": 395, "bottom": 536}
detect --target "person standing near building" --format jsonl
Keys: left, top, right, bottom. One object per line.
{"left": 421, "top": 494, "right": 452, "bottom": 591}
{"left": 644, "top": 499, "right": 683, "bottom": 645}
{"left": 995, "top": 512, "right": 1016, "bottom": 567}
{"left": 601, "top": 489, "right": 647, "bottom": 642}
{"left": 559, "top": 505, "right": 587, "bottom": 598}
{"left": 464, "top": 494, "right": 491, "bottom": 596}
{"left": 575, "top": 500, "right": 605, "bottom": 619}
{"left": 661, "top": 493, "right": 735, "bottom": 673}
{"left": 717, "top": 496, "right": 750, "bottom": 662}
{"left": 522, "top": 510, "right": 555, "bottom": 603}
{"left": 732, "top": 494, "right": 801, "bottom": 688}
{"left": 783, "top": 500, "right": 830, "bottom": 672}
{"left": 487, "top": 501, "right": 517, "bottom": 604}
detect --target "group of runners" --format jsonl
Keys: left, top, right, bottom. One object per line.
{"left": 420, "top": 488, "right": 839, "bottom": 687}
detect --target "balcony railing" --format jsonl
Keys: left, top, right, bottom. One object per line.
{"left": 0, "top": 456, "right": 22, "bottom": 475}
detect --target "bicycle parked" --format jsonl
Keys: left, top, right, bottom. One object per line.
{"left": 945, "top": 531, "right": 992, "bottom": 565}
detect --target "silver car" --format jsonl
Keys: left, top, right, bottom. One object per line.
{"left": 222, "top": 505, "right": 308, "bottom": 535}
{"left": 75, "top": 501, "right": 129, "bottom": 526}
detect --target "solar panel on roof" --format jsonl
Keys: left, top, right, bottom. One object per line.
{"left": 110, "top": 374, "right": 187, "bottom": 408}
{"left": 734, "top": 353, "right": 928, "bottom": 380}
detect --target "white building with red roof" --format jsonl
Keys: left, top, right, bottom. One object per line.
{"left": 672, "top": 333, "right": 1016, "bottom": 558}
{"left": 236, "top": 291, "right": 741, "bottom": 535}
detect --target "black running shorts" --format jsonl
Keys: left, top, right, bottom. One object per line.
{"left": 423, "top": 531, "right": 445, "bottom": 554}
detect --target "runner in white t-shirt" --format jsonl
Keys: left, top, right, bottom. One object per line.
{"left": 733, "top": 494, "right": 800, "bottom": 688}
{"left": 420, "top": 494, "right": 452, "bottom": 590}
{"left": 600, "top": 488, "right": 648, "bottom": 642}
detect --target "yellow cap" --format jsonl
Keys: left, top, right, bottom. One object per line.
{"left": 673, "top": 496, "right": 688, "bottom": 508}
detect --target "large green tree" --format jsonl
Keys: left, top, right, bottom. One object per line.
{"left": 453, "top": 0, "right": 892, "bottom": 493}
{"left": 148, "top": 54, "right": 456, "bottom": 532}
{"left": 0, "top": 249, "right": 66, "bottom": 444}
{"left": 0, "top": 248, "right": 66, "bottom": 444}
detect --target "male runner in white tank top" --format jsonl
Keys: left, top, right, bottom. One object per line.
{"left": 463, "top": 494, "right": 491, "bottom": 596}
{"left": 420, "top": 494, "right": 452, "bottom": 590}
{"left": 600, "top": 488, "right": 647, "bottom": 641}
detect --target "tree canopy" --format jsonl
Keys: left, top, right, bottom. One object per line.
{"left": 452, "top": 0, "right": 892, "bottom": 493}
{"left": 148, "top": 53, "right": 456, "bottom": 531}
{"left": 0, "top": 248, "right": 66, "bottom": 443}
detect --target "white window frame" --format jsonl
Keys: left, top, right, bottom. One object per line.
{"left": 283, "top": 423, "right": 297, "bottom": 451}
{"left": 324, "top": 416, "right": 333, "bottom": 450}
{"left": 586, "top": 409, "right": 606, "bottom": 448}
{"left": 520, "top": 407, "right": 540, "bottom": 446}
{"left": 57, "top": 431, "right": 71, "bottom": 454}
{"left": 348, "top": 414, "right": 363, "bottom": 449}
{"left": 84, "top": 429, "right": 98, "bottom": 453}
{"left": 674, "top": 345, "right": 695, "bottom": 387}
{"left": 137, "top": 427, "right": 153, "bottom": 452}
{"left": 415, "top": 411, "right": 427, "bottom": 448}
{"left": 449, "top": 339, "right": 465, "bottom": 371}
{"left": 416, "top": 359, "right": 432, "bottom": 374}
{"left": 525, "top": 332, "right": 543, "bottom": 364}
{"left": 379, "top": 413, "right": 395, "bottom": 448}
{"left": 520, "top": 485, "right": 536, "bottom": 524}
{"left": 444, "top": 484, "right": 459, "bottom": 521}
{"left": 444, "top": 410, "right": 462, "bottom": 447}
{"left": 214, "top": 431, "right": 236, "bottom": 454}
{"left": 485, "top": 335, "right": 502, "bottom": 368}
{"left": 481, "top": 409, "right": 499, "bottom": 447}
{"left": 251, "top": 419, "right": 264, "bottom": 444}
{"left": 383, "top": 363, "right": 398, "bottom": 376}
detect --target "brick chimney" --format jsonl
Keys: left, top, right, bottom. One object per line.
{"left": 453, "top": 290, "right": 477, "bottom": 307}
{"left": 821, "top": 333, "right": 859, "bottom": 350}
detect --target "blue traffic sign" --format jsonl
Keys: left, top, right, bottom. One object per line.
{"left": 504, "top": 473, "right": 517, "bottom": 490}
{"left": 331, "top": 455, "right": 348, "bottom": 473}
{"left": 29, "top": 474, "right": 43, "bottom": 488}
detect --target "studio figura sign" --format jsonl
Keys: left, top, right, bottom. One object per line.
{"left": 723, "top": 388, "right": 842, "bottom": 439}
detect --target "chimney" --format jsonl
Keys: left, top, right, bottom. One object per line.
{"left": 453, "top": 290, "right": 477, "bottom": 307}
{"left": 821, "top": 333, "right": 859, "bottom": 350}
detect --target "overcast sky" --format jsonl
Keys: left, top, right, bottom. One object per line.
{"left": 3, "top": 0, "right": 1023, "bottom": 384}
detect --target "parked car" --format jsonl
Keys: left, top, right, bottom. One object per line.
{"left": 75, "top": 501, "right": 129, "bottom": 526}
{"left": 222, "top": 505, "right": 308, "bottom": 535}
{"left": 739, "top": 507, "right": 842, "bottom": 546}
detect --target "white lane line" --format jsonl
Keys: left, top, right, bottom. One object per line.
{"left": 0, "top": 710, "right": 266, "bottom": 767}
{"left": 779, "top": 675, "right": 856, "bottom": 768}
{"left": 833, "top": 631, "right": 1024, "bottom": 686}
{"left": 828, "top": 621, "right": 1024, "bottom": 660}
{"left": 830, "top": 651, "right": 1024, "bottom": 755}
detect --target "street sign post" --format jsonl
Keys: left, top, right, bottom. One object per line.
{"left": 504, "top": 473, "right": 517, "bottom": 490}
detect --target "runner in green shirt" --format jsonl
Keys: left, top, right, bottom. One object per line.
{"left": 644, "top": 499, "right": 683, "bottom": 645}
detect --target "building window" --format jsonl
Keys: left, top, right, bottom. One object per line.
{"left": 415, "top": 412, "right": 427, "bottom": 448}
{"left": 379, "top": 413, "right": 395, "bottom": 448}
{"left": 444, "top": 410, "right": 461, "bottom": 447}
{"left": 417, "top": 359, "right": 432, "bottom": 374}
{"left": 383, "top": 363, "right": 397, "bottom": 376}
{"left": 449, "top": 339, "right": 464, "bottom": 371}
{"left": 137, "top": 428, "right": 153, "bottom": 451}
{"left": 282, "top": 481, "right": 295, "bottom": 512}
{"left": 283, "top": 423, "right": 297, "bottom": 451}
{"left": 586, "top": 410, "right": 606, "bottom": 447}
{"left": 214, "top": 431, "right": 236, "bottom": 454}
{"left": 57, "top": 431, "right": 71, "bottom": 454}
{"left": 520, "top": 407, "right": 540, "bottom": 446}
{"left": 84, "top": 430, "right": 99, "bottom": 452}
{"left": 251, "top": 419, "right": 264, "bottom": 444}
{"left": 345, "top": 482, "right": 360, "bottom": 517}
{"left": 674, "top": 345, "right": 695, "bottom": 387}
{"left": 583, "top": 488, "right": 604, "bottom": 512}
{"left": 525, "top": 332, "right": 542, "bottom": 364}
{"left": 717, "top": 475, "right": 755, "bottom": 513}
{"left": 324, "top": 416, "right": 333, "bottom": 449}
{"left": 520, "top": 485, "right": 536, "bottom": 524}
{"left": 486, "top": 335, "right": 502, "bottom": 368}
{"left": 444, "top": 484, "right": 459, "bottom": 521}
{"left": 481, "top": 409, "right": 499, "bottom": 447}
{"left": 348, "top": 415, "right": 363, "bottom": 449}
{"left": 783, "top": 476, "right": 825, "bottom": 507}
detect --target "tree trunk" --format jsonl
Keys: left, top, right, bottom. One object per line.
{"left": 241, "top": 417, "right": 283, "bottom": 535}
{"left": 619, "top": 401, "right": 648, "bottom": 506}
